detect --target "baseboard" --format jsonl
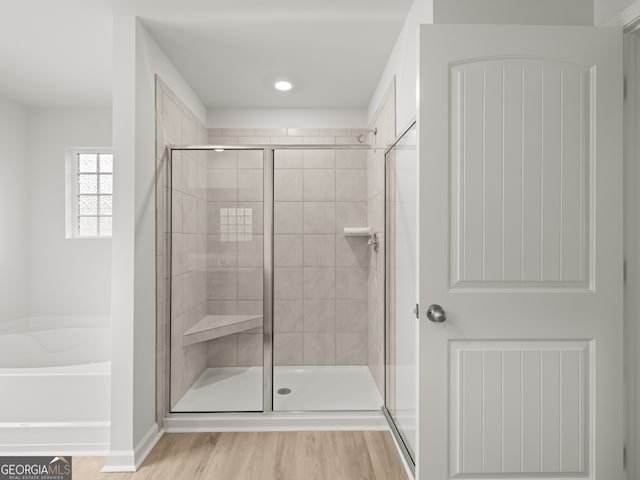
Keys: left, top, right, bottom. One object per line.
{"left": 101, "top": 450, "right": 136, "bottom": 473}
{"left": 0, "top": 421, "right": 109, "bottom": 456}
{"left": 134, "top": 423, "right": 163, "bottom": 470}
{"left": 102, "top": 423, "right": 163, "bottom": 472}
{"left": 164, "top": 410, "right": 387, "bottom": 432}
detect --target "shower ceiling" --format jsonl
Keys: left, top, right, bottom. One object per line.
{"left": 0, "top": 0, "right": 412, "bottom": 108}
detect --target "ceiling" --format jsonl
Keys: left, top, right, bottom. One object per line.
{"left": 1, "top": 0, "right": 413, "bottom": 109}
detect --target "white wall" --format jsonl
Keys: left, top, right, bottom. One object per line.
{"left": 368, "top": 0, "right": 596, "bottom": 130}
{"left": 207, "top": 108, "right": 366, "bottom": 129}
{"left": 595, "top": 0, "right": 639, "bottom": 24}
{"left": 28, "top": 108, "right": 112, "bottom": 318}
{"left": 368, "top": 0, "right": 433, "bottom": 132}
{"left": 0, "top": 95, "right": 29, "bottom": 324}
{"left": 108, "top": 15, "right": 206, "bottom": 470}
{"left": 434, "top": 0, "right": 592, "bottom": 25}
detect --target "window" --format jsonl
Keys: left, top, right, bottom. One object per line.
{"left": 219, "top": 207, "right": 253, "bottom": 241}
{"left": 65, "top": 148, "right": 113, "bottom": 238}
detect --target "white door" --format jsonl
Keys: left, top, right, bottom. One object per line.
{"left": 418, "top": 25, "right": 623, "bottom": 480}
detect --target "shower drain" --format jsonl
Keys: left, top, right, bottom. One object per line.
{"left": 277, "top": 388, "right": 292, "bottom": 395}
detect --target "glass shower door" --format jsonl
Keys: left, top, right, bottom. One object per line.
{"left": 385, "top": 123, "right": 417, "bottom": 462}
{"left": 169, "top": 148, "right": 267, "bottom": 413}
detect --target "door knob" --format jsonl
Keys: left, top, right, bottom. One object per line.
{"left": 426, "top": 304, "right": 447, "bottom": 323}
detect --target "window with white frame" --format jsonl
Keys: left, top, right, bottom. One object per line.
{"left": 65, "top": 148, "right": 113, "bottom": 238}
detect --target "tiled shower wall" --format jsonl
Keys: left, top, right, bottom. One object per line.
{"left": 367, "top": 81, "right": 396, "bottom": 395}
{"left": 205, "top": 149, "right": 265, "bottom": 368}
{"left": 272, "top": 148, "right": 369, "bottom": 366}
{"left": 170, "top": 150, "right": 208, "bottom": 408}
{"left": 155, "top": 77, "right": 208, "bottom": 414}
{"left": 208, "top": 128, "right": 367, "bottom": 146}
{"left": 205, "top": 129, "right": 370, "bottom": 367}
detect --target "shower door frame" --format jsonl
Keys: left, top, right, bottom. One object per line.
{"left": 165, "top": 143, "right": 381, "bottom": 416}
{"left": 382, "top": 119, "right": 418, "bottom": 475}
{"left": 166, "top": 145, "right": 274, "bottom": 413}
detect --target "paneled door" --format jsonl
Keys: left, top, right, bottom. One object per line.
{"left": 417, "top": 26, "right": 623, "bottom": 479}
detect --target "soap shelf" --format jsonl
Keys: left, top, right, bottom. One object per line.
{"left": 343, "top": 227, "right": 379, "bottom": 252}
{"left": 183, "top": 315, "right": 263, "bottom": 346}
{"left": 343, "top": 226, "right": 372, "bottom": 237}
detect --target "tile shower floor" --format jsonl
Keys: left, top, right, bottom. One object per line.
{"left": 173, "top": 365, "right": 383, "bottom": 412}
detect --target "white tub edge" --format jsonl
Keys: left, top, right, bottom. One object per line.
{"left": 0, "top": 421, "right": 110, "bottom": 456}
{"left": 0, "top": 316, "right": 111, "bottom": 336}
{"left": 0, "top": 361, "right": 111, "bottom": 376}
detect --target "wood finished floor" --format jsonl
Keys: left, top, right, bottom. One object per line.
{"left": 74, "top": 431, "right": 409, "bottom": 480}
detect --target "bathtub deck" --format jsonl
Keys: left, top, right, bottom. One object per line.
{"left": 173, "top": 365, "right": 383, "bottom": 412}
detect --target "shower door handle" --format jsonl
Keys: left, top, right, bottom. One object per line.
{"left": 426, "top": 304, "right": 447, "bottom": 323}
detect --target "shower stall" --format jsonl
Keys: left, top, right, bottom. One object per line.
{"left": 162, "top": 121, "right": 419, "bottom": 469}
{"left": 167, "top": 145, "right": 384, "bottom": 413}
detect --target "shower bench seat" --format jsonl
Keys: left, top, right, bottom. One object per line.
{"left": 182, "top": 315, "right": 263, "bottom": 346}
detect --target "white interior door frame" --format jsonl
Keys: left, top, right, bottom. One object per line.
{"left": 604, "top": 10, "right": 640, "bottom": 480}
{"left": 623, "top": 26, "right": 640, "bottom": 480}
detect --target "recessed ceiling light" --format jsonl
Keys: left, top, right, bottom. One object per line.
{"left": 214, "top": 148, "right": 224, "bottom": 152}
{"left": 275, "top": 81, "right": 293, "bottom": 92}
